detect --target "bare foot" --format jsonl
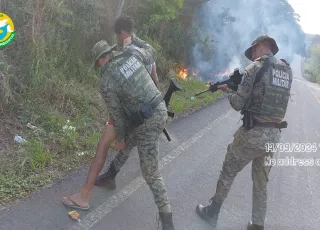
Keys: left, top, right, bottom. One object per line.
{"left": 62, "top": 193, "right": 89, "bottom": 210}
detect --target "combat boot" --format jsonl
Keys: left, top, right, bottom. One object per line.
{"left": 247, "top": 221, "right": 264, "bottom": 230}
{"left": 95, "top": 162, "right": 119, "bottom": 189}
{"left": 158, "top": 212, "right": 175, "bottom": 230}
{"left": 196, "top": 197, "right": 222, "bottom": 227}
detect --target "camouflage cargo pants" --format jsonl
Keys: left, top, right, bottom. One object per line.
{"left": 113, "top": 102, "right": 171, "bottom": 213}
{"left": 213, "top": 126, "right": 281, "bottom": 226}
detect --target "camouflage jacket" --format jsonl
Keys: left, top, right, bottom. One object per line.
{"left": 228, "top": 53, "right": 292, "bottom": 123}
{"left": 99, "top": 37, "right": 158, "bottom": 142}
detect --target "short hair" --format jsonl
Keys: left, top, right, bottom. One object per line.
{"left": 114, "top": 16, "right": 135, "bottom": 34}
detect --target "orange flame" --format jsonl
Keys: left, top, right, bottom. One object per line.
{"left": 216, "top": 69, "right": 231, "bottom": 77}
{"left": 177, "top": 68, "right": 188, "bottom": 81}
{"left": 206, "top": 81, "right": 211, "bottom": 88}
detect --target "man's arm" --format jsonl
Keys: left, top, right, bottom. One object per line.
{"left": 131, "top": 35, "right": 157, "bottom": 65}
{"left": 151, "top": 63, "right": 159, "bottom": 87}
{"left": 228, "top": 62, "right": 259, "bottom": 111}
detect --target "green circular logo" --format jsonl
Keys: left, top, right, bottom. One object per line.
{"left": 0, "top": 13, "right": 16, "bottom": 48}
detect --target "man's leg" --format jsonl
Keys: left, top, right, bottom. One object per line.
{"left": 62, "top": 124, "right": 115, "bottom": 209}
{"left": 137, "top": 138, "right": 171, "bottom": 212}
{"left": 137, "top": 136, "right": 174, "bottom": 230}
{"left": 196, "top": 136, "right": 255, "bottom": 226}
{"left": 135, "top": 103, "right": 173, "bottom": 229}
{"left": 249, "top": 153, "right": 273, "bottom": 228}
{"left": 95, "top": 133, "right": 136, "bottom": 188}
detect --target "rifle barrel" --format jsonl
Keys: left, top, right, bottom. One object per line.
{"left": 195, "top": 89, "right": 210, "bottom": 96}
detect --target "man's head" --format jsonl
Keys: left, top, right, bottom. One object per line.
{"left": 245, "top": 35, "right": 279, "bottom": 61}
{"left": 92, "top": 40, "right": 116, "bottom": 68}
{"left": 114, "top": 16, "right": 135, "bottom": 45}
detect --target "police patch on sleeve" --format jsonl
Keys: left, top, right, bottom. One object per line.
{"left": 119, "top": 56, "right": 142, "bottom": 79}
{"left": 271, "top": 68, "right": 290, "bottom": 89}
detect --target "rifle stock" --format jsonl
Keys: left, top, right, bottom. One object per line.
{"left": 162, "top": 79, "right": 181, "bottom": 141}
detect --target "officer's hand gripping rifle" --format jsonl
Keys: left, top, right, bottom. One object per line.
{"left": 162, "top": 79, "right": 182, "bottom": 141}
{"left": 195, "top": 68, "right": 243, "bottom": 96}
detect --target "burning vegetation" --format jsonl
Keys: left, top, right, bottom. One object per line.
{"left": 176, "top": 67, "right": 200, "bottom": 81}
{"left": 215, "top": 69, "right": 231, "bottom": 77}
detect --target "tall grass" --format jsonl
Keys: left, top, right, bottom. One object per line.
{"left": 0, "top": 0, "right": 208, "bottom": 205}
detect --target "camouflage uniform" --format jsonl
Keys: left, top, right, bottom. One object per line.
{"left": 99, "top": 36, "right": 171, "bottom": 214}
{"left": 216, "top": 54, "right": 292, "bottom": 225}
{"left": 196, "top": 36, "right": 292, "bottom": 229}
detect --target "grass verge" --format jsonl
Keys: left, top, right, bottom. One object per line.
{"left": 0, "top": 77, "right": 222, "bottom": 206}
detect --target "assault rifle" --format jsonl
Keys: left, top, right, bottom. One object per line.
{"left": 195, "top": 68, "right": 243, "bottom": 96}
{"left": 162, "top": 79, "right": 181, "bottom": 141}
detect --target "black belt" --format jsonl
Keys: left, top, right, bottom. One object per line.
{"left": 254, "top": 120, "right": 288, "bottom": 129}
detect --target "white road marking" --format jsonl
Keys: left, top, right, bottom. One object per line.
{"left": 294, "top": 78, "right": 320, "bottom": 90}
{"left": 307, "top": 85, "right": 320, "bottom": 104}
{"left": 293, "top": 78, "right": 320, "bottom": 104}
{"left": 68, "top": 110, "right": 233, "bottom": 230}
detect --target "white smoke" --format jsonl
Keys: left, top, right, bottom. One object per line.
{"left": 192, "top": 0, "right": 306, "bottom": 82}
{"left": 228, "top": 56, "right": 241, "bottom": 72}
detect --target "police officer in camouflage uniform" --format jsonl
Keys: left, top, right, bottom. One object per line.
{"left": 92, "top": 37, "right": 175, "bottom": 230}
{"left": 196, "top": 35, "right": 292, "bottom": 230}
{"left": 95, "top": 16, "right": 161, "bottom": 189}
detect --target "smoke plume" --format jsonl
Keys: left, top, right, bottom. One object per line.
{"left": 192, "top": 0, "right": 306, "bottom": 81}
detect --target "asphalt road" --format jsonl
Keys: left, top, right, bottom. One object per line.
{"left": 1, "top": 55, "right": 320, "bottom": 230}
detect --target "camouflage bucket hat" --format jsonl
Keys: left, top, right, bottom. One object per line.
{"left": 245, "top": 35, "right": 279, "bottom": 60}
{"left": 92, "top": 40, "right": 117, "bottom": 67}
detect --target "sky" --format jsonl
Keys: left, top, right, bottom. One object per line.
{"left": 287, "top": 0, "right": 320, "bottom": 35}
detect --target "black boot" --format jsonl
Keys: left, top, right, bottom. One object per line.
{"left": 95, "top": 162, "right": 119, "bottom": 189}
{"left": 159, "top": 212, "right": 175, "bottom": 230}
{"left": 247, "top": 221, "right": 264, "bottom": 230}
{"left": 196, "top": 197, "right": 222, "bottom": 227}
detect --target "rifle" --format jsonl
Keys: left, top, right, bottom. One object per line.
{"left": 162, "top": 79, "right": 182, "bottom": 141}
{"left": 195, "top": 68, "right": 243, "bottom": 96}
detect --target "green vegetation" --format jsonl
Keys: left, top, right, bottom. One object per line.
{"left": 0, "top": 0, "right": 220, "bottom": 205}
{"left": 169, "top": 79, "right": 222, "bottom": 115}
{"left": 303, "top": 35, "right": 320, "bottom": 84}
{"left": 0, "top": 78, "right": 219, "bottom": 205}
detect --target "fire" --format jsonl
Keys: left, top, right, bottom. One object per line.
{"left": 216, "top": 68, "right": 231, "bottom": 77}
{"left": 177, "top": 67, "right": 199, "bottom": 80}
{"left": 206, "top": 81, "right": 211, "bottom": 88}
{"left": 177, "top": 68, "right": 188, "bottom": 81}
{"left": 192, "top": 71, "right": 199, "bottom": 77}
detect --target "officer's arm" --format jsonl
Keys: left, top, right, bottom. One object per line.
{"left": 131, "top": 35, "right": 157, "bottom": 65}
{"left": 100, "top": 81, "right": 126, "bottom": 142}
{"left": 228, "top": 62, "right": 257, "bottom": 111}
{"left": 151, "top": 63, "right": 159, "bottom": 87}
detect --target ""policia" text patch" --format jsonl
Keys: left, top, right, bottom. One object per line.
{"left": 271, "top": 68, "right": 290, "bottom": 88}
{"left": 119, "top": 56, "right": 142, "bottom": 79}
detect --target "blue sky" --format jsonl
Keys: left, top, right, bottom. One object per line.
{"left": 288, "top": 0, "right": 320, "bottom": 35}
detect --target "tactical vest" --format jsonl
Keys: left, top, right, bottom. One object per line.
{"left": 110, "top": 49, "right": 161, "bottom": 117}
{"left": 248, "top": 57, "right": 293, "bottom": 120}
